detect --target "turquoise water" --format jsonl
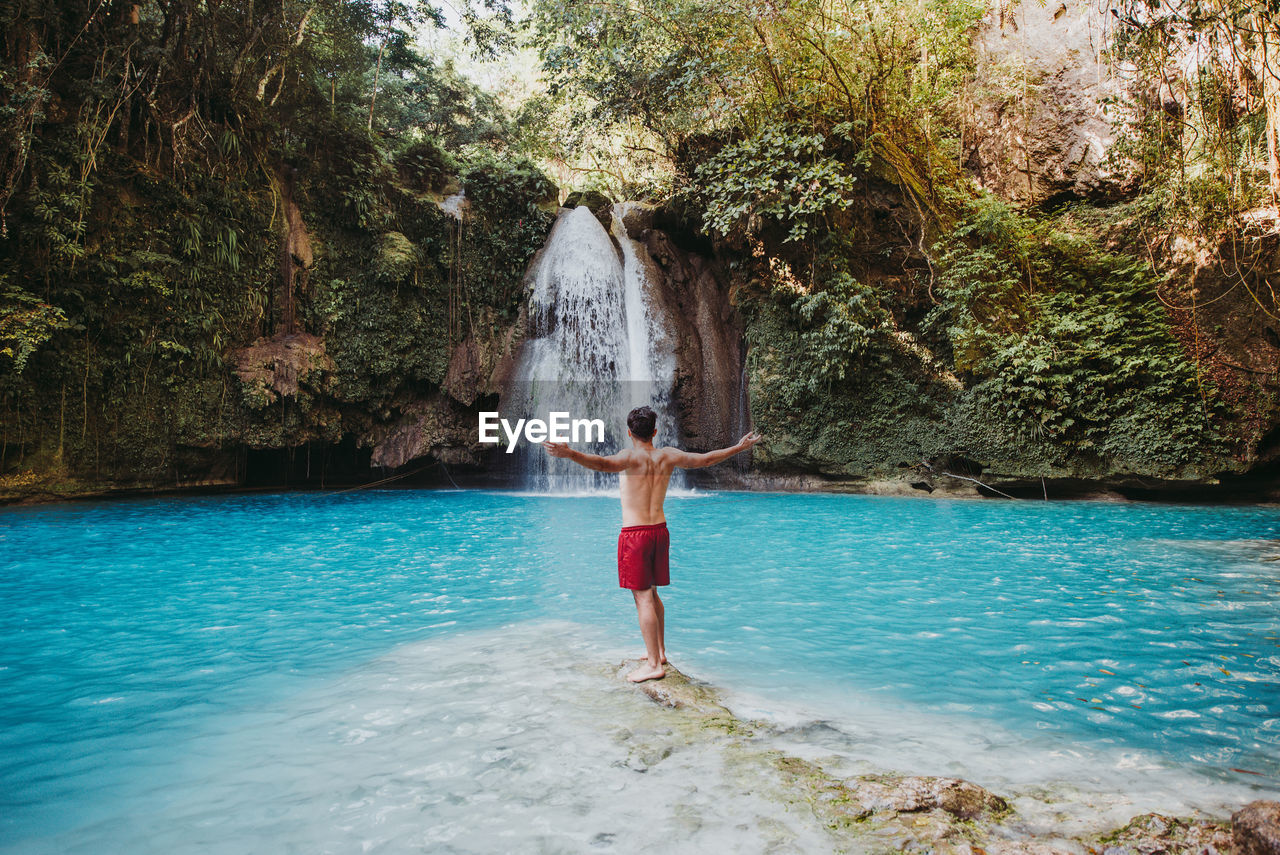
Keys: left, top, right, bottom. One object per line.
{"left": 2, "top": 490, "right": 1278, "bottom": 851}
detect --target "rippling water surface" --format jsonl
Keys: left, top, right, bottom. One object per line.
{"left": 1, "top": 490, "right": 1277, "bottom": 852}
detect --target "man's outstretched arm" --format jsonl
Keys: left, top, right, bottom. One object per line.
{"left": 542, "top": 441, "right": 633, "bottom": 473}
{"left": 666, "top": 432, "right": 762, "bottom": 470}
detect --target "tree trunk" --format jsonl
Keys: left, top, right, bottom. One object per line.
{"left": 368, "top": 41, "right": 385, "bottom": 130}
{"left": 1264, "top": 26, "right": 1280, "bottom": 204}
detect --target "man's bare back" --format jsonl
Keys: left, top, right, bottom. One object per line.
{"left": 542, "top": 434, "right": 761, "bottom": 524}
{"left": 618, "top": 447, "right": 673, "bottom": 526}
{"left": 542, "top": 405, "right": 761, "bottom": 683}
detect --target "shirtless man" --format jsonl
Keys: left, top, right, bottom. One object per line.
{"left": 543, "top": 405, "right": 761, "bottom": 683}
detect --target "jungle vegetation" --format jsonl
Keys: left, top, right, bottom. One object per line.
{"left": 530, "top": 0, "right": 1278, "bottom": 480}
{"left": 1, "top": 0, "right": 1277, "bottom": 493}
{"left": 0, "top": 0, "right": 554, "bottom": 489}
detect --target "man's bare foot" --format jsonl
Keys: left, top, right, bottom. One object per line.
{"left": 627, "top": 662, "right": 665, "bottom": 683}
{"left": 660, "top": 652, "right": 668, "bottom": 665}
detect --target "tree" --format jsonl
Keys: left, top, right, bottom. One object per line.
{"left": 529, "top": 0, "right": 985, "bottom": 239}
{"left": 1111, "top": 0, "right": 1280, "bottom": 206}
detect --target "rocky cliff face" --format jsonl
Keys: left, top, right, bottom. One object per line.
{"left": 620, "top": 206, "right": 748, "bottom": 455}
{"left": 138, "top": 48, "right": 1279, "bottom": 502}
{"left": 365, "top": 306, "right": 526, "bottom": 471}
{"left": 967, "top": 0, "right": 1127, "bottom": 204}
{"left": 694, "top": 0, "right": 1279, "bottom": 499}
{"left": 1160, "top": 222, "right": 1280, "bottom": 478}
{"left": 226, "top": 303, "right": 526, "bottom": 477}
{"left": 220, "top": 203, "right": 743, "bottom": 486}
{"left": 213, "top": 183, "right": 1276, "bottom": 500}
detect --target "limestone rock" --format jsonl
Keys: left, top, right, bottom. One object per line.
{"left": 986, "top": 840, "right": 1088, "bottom": 855}
{"left": 773, "top": 754, "right": 875, "bottom": 826}
{"left": 853, "top": 774, "right": 1009, "bottom": 820}
{"left": 563, "top": 189, "right": 614, "bottom": 230}
{"left": 442, "top": 307, "right": 524, "bottom": 406}
{"left": 1094, "top": 812, "right": 1234, "bottom": 855}
{"left": 968, "top": 0, "right": 1127, "bottom": 203}
{"left": 620, "top": 202, "right": 656, "bottom": 240}
{"left": 1235, "top": 801, "right": 1280, "bottom": 855}
{"left": 642, "top": 227, "right": 749, "bottom": 460}
{"left": 234, "top": 333, "right": 333, "bottom": 408}
{"left": 563, "top": 189, "right": 612, "bottom": 211}
{"left": 276, "top": 166, "right": 313, "bottom": 333}
{"left": 615, "top": 658, "right": 1241, "bottom": 855}
{"left": 368, "top": 395, "right": 478, "bottom": 470}
{"left": 621, "top": 660, "right": 744, "bottom": 723}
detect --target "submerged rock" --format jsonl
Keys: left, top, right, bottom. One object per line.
{"left": 618, "top": 660, "right": 1249, "bottom": 855}
{"left": 1091, "top": 812, "right": 1234, "bottom": 855}
{"left": 620, "top": 660, "right": 1009, "bottom": 849}
{"left": 854, "top": 773, "right": 1009, "bottom": 820}
{"left": 1234, "top": 801, "right": 1280, "bottom": 855}
{"left": 619, "top": 660, "right": 754, "bottom": 734}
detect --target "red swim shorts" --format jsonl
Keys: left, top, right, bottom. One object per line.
{"left": 617, "top": 522, "right": 670, "bottom": 590}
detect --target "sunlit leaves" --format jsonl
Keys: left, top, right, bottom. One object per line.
{"left": 794, "top": 272, "right": 890, "bottom": 390}
{"left": 0, "top": 284, "right": 69, "bottom": 375}
{"left": 695, "top": 125, "right": 862, "bottom": 242}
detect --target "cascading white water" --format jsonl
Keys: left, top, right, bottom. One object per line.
{"left": 507, "top": 204, "right": 683, "bottom": 491}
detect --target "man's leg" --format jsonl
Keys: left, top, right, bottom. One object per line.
{"left": 627, "top": 587, "right": 665, "bottom": 683}
{"left": 654, "top": 589, "right": 666, "bottom": 664}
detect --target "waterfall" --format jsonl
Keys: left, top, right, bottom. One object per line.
{"left": 505, "top": 204, "right": 683, "bottom": 491}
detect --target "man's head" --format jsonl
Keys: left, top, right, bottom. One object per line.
{"left": 627, "top": 406, "right": 657, "bottom": 442}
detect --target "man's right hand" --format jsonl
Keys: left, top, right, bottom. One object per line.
{"left": 738, "top": 431, "right": 762, "bottom": 450}
{"left": 542, "top": 441, "right": 572, "bottom": 458}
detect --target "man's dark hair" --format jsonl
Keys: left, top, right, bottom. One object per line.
{"left": 627, "top": 406, "right": 657, "bottom": 441}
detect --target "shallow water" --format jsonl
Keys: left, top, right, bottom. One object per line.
{"left": 1, "top": 490, "right": 1278, "bottom": 851}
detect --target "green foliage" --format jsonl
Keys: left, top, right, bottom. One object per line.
{"left": 794, "top": 273, "right": 890, "bottom": 391}
{"left": 373, "top": 231, "right": 419, "bottom": 282}
{"left": 745, "top": 296, "right": 953, "bottom": 475}
{"left": 974, "top": 286, "right": 1215, "bottom": 466}
{"left": 1107, "top": 0, "right": 1277, "bottom": 231}
{"left": 929, "top": 197, "right": 1220, "bottom": 469}
{"left": 695, "top": 126, "right": 864, "bottom": 242}
{"left": 0, "top": 282, "right": 69, "bottom": 374}
{"left": 0, "top": 0, "right": 551, "bottom": 488}
{"left": 926, "top": 194, "right": 1035, "bottom": 369}
{"left": 315, "top": 274, "right": 450, "bottom": 401}
{"left": 377, "top": 61, "right": 514, "bottom": 149}
{"left": 742, "top": 267, "right": 890, "bottom": 413}
{"left": 531, "top": 0, "right": 984, "bottom": 234}
{"left": 393, "top": 139, "right": 457, "bottom": 193}
{"left": 525, "top": 0, "right": 1246, "bottom": 483}
{"left": 462, "top": 156, "right": 558, "bottom": 219}
{"left": 453, "top": 157, "right": 558, "bottom": 314}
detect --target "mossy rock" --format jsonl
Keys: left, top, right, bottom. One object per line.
{"left": 373, "top": 231, "right": 418, "bottom": 282}
{"left": 393, "top": 139, "right": 456, "bottom": 193}
{"left": 563, "top": 189, "right": 613, "bottom": 212}
{"left": 562, "top": 190, "right": 614, "bottom": 230}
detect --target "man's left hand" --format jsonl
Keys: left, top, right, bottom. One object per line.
{"left": 542, "top": 441, "right": 571, "bottom": 458}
